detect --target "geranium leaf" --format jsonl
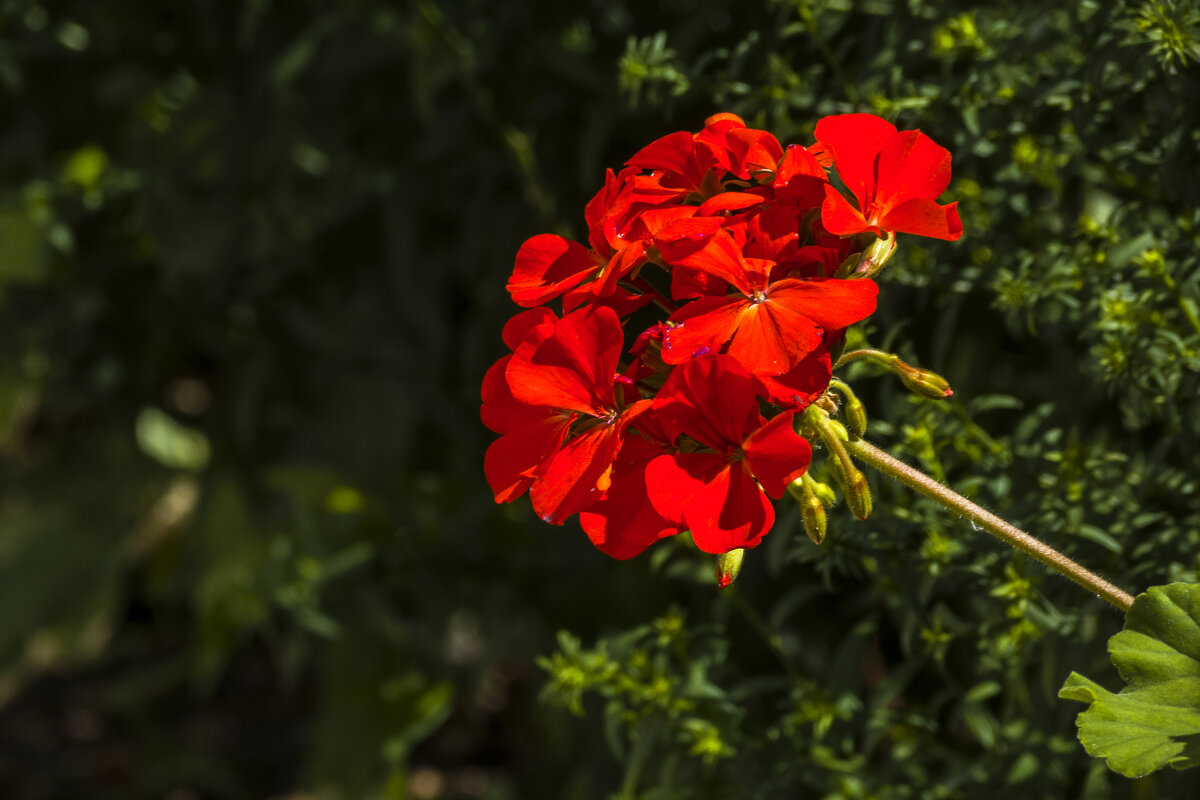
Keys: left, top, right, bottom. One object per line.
{"left": 1059, "top": 582, "right": 1200, "bottom": 778}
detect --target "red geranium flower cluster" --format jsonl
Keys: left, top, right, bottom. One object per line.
{"left": 483, "top": 112, "right": 960, "bottom": 560}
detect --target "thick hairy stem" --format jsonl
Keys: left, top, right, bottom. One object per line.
{"left": 846, "top": 438, "right": 1135, "bottom": 612}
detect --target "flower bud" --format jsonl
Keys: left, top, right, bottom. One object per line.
{"left": 844, "top": 468, "right": 873, "bottom": 521}
{"left": 897, "top": 364, "right": 954, "bottom": 399}
{"left": 828, "top": 379, "right": 867, "bottom": 438}
{"left": 715, "top": 548, "right": 745, "bottom": 588}
{"left": 854, "top": 232, "right": 897, "bottom": 278}
{"left": 807, "top": 475, "right": 838, "bottom": 507}
{"left": 799, "top": 484, "right": 827, "bottom": 545}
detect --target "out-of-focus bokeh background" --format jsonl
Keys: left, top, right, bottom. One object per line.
{"left": 0, "top": 1, "right": 1198, "bottom": 797}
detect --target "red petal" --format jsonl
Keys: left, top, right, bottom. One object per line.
{"left": 651, "top": 355, "right": 761, "bottom": 450}
{"left": 507, "top": 306, "right": 622, "bottom": 415}
{"left": 482, "top": 356, "right": 553, "bottom": 433}
{"left": 765, "top": 278, "right": 879, "bottom": 331}
{"left": 484, "top": 413, "right": 572, "bottom": 503}
{"left": 661, "top": 295, "right": 748, "bottom": 365}
{"left": 820, "top": 183, "right": 872, "bottom": 236}
{"left": 873, "top": 130, "right": 953, "bottom": 206}
{"left": 569, "top": 283, "right": 655, "bottom": 318}
{"left": 723, "top": 300, "right": 824, "bottom": 375}
{"left": 529, "top": 422, "right": 623, "bottom": 523}
{"left": 741, "top": 412, "right": 812, "bottom": 498}
{"left": 696, "top": 192, "right": 766, "bottom": 215}
{"left": 627, "top": 130, "right": 702, "bottom": 175}
{"left": 662, "top": 229, "right": 756, "bottom": 296}
{"left": 644, "top": 451, "right": 724, "bottom": 524}
{"left": 878, "top": 198, "right": 963, "bottom": 241}
{"left": 684, "top": 462, "right": 775, "bottom": 554}
{"left": 725, "top": 128, "right": 784, "bottom": 179}
{"left": 756, "top": 349, "right": 833, "bottom": 409}
{"left": 814, "top": 113, "right": 896, "bottom": 209}
{"left": 578, "top": 437, "right": 680, "bottom": 560}
{"left": 501, "top": 307, "right": 557, "bottom": 352}
{"left": 637, "top": 205, "right": 701, "bottom": 237}
{"left": 774, "top": 144, "right": 825, "bottom": 186}
{"left": 704, "top": 112, "right": 746, "bottom": 128}
{"left": 508, "top": 234, "right": 598, "bottom": 307}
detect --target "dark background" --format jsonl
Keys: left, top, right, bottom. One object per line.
{"left": 0, "top": 1, "right": 1198, "bottom": 797}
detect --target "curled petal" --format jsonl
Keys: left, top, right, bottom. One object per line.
{"left": 484, "top": 413, "right": 573, "bottom": 503}
{"left": 819, "top": 183, "right": 872, "bottom": 236}
{"left": 507, "top": 305, "right": 623, "bottom": 415}
{"left": 741, "top": 412, "right": 812, "bottom": 498}
{"left": 878, "top": 198, "right": 963, "bottom": 241}
{"left": 501, "top": 307, "right": 557, "bottom": 352}
{"left": 508, "top": 234, "right": 598, "bottom": 307}
{"left": 696, "top": 192, "right": 767, "bottom": 215}
{"left": 725, "top": 128, "right": 784, "bottom": 179}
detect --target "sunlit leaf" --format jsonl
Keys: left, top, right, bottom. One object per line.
{"left": 1059, "top": 582, "right": 1200, "bottom": 778}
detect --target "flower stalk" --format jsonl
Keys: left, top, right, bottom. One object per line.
{"left": 845, "top": 438, "right": 1135, "bottom": 612}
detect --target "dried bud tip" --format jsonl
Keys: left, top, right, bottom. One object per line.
{"left": 715, "top": 548, "right": 745, "bottom": 588}
{"left": 897, "top": 364, "right": 954, "bottom": 401}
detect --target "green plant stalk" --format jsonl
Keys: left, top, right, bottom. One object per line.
{"left": 833, "top": 348, "right": 899, "bottom": 370}
{"left": 845, "top": 438, "right": 1135, "bottom": 612}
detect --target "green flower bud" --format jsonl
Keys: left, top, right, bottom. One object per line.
{"left": 828, "top": 379, "right": 867, "bottom": 438}
{"left": 898, "top": 364, "right": 954, "bottom": 399}
{"left": 806, "top": 474, "right": 838, "bottom": 507}
{"left": 715, "top": 548, "right": 745, "bottom": 588}
{"left": 800, "top": 485, "right": 827, "bottom": 545}
{"left": 854, "top": 231, "right": 897, "bottom": 278}
{"left": 844, "top": 468, "right": 873, "bottom": 521}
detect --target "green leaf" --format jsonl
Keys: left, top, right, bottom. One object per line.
{"left": 1059, "top": 582, "right": 1200, "bottom": 778}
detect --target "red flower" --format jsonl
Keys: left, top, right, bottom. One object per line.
{"left": 483, "top": 306, "right": 649, "bottom": 523}
{"left": 816, "top": 113, "right": 963, "bottom": 241}
{"left": 578, "top": 410, "right": 681, "bottom": 560}
{"left": 657, "top": 228, "right": 879, "bottom": 374}
{"left": 481, "top": 308, "right": 570, "bottom": 503}
{"left": 644, "top": 356, "right": 812, "bottom": 553}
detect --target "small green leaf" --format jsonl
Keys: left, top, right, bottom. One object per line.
{"left": 1059, "top": 582, "right": 1200, "bottom": 778}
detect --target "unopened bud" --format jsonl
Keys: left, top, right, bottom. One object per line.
{"left": 844, "top": 468, "right": 873, "bottom": 521}
{"left": 806, "top": 475, "right": 838, "bottom": 507}
{"left": 834, "top": 252, "right": 861, "bottom": 279}
{"left": 827, "top": 418, "right": 850, "bottom": 442}
{"left": 828, "top": 379, "right": 867, "bottom": 439}
{"left": 799, "top": 484, "right": 827, "bottom": 545}
{"left": 715, "top": 548, "right": 745, "bottom": 588}
{"left": 854, "top": 232, "right": 897, "bottom": 278}
{"left": 897, "top": 364, "right": 954, "bottom": 399}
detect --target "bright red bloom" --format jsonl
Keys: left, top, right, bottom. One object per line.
{"left": 485, "top": 111, "right": 963, "bottom": 564}
{"left": 816, "top": 113, "right": 963, "bottom": 241}
{"left": 481, "top": 308, "right": 570, "bottom": 503}
{"left": 578, "top": 411, "right": 681, "bottom": 560}
{"left": 483, "top": 306, "right": 649, "bottom": 523}
{"left": 657, "top": 228, "right": 879, "bottom": 374}
{"left": 644, "top": 356, "right": 812, "bottom": 554}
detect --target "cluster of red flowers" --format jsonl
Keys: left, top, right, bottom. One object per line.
{"left": 483, "top": 112, "right": 960, "bottom": 560}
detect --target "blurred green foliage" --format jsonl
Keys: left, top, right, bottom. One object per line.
{"left": 0, "top": 0, "right": 1198, "bottom": 798}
